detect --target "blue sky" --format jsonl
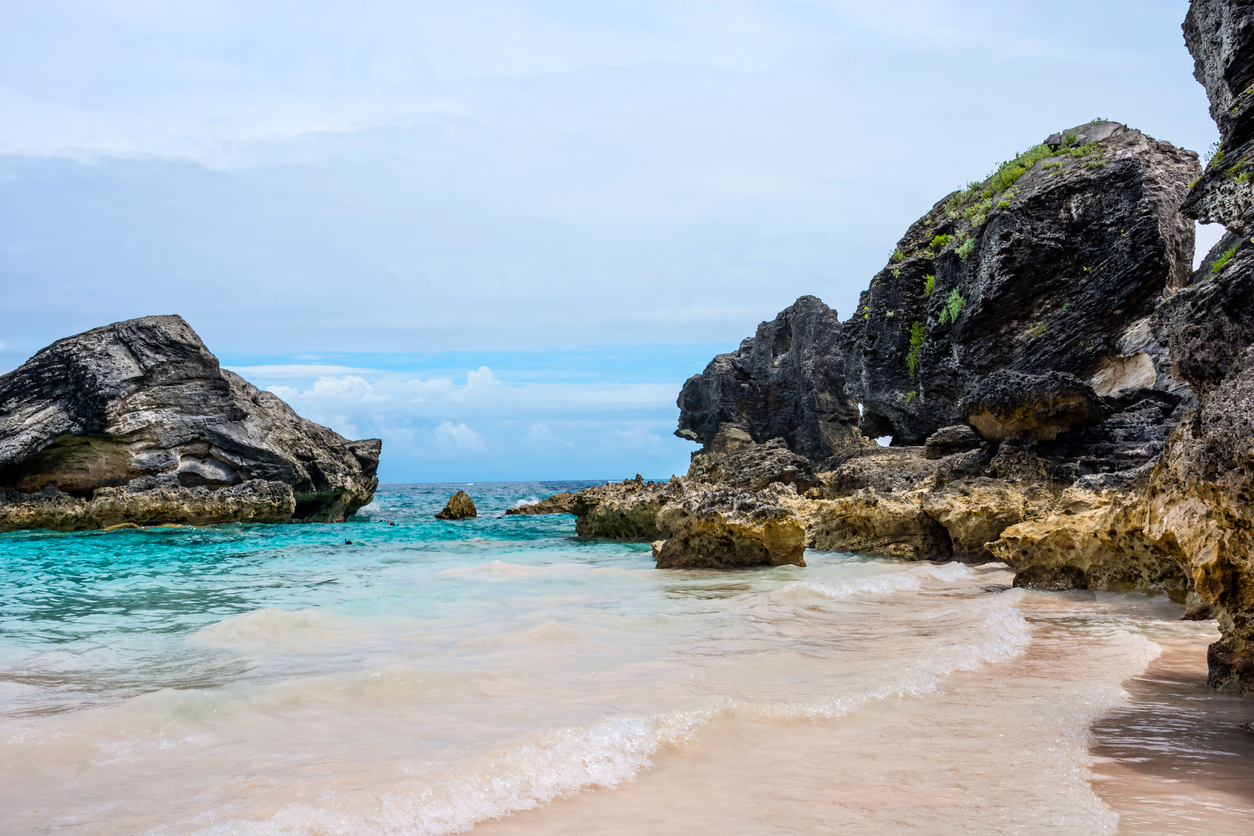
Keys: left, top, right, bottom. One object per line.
{"left": 0, "top": 0, "right": 1222, "bottom": 481}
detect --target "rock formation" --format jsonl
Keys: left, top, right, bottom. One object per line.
{"left": 675, "top": 296, "right": 863, "bottom": 462}
{"left": 838, "top": 121, "right": 1198, "bottom": 444}
{"left": 504, "top": 492, "right": 575, "bottom": 516}
{"left": 0, "top": 315, "right": 380, "bottom": 531}
{"left": 435, "top": 490, "right": 477, "bottom": 520}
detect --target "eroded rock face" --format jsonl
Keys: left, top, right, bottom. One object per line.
{"left": 653, "top": 487, "right": 806, "bottom": 569}
{"left": 685, "top": 436, "right": 821, "bottom": 493}
{"left": 675, "top": 296, "right": 863, "bottom": 462}
{"left": 0, "top": 316, "right": 380, "bottom": 531}
{"left": 435, "top": 490, "right": 477, "bottom": 520}
{"left": 839, "top": 122, "right": 1198, "bottom": 444}
{"left": 568, "top": 477, "right": 679, "bottom": 540}
{"left": 1181, "top": 0, "right": 1254, "bottom": 236}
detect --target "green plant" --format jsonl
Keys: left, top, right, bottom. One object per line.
{"left": 1211, "top": 242, "right": 1241, "bottom": 274}
{"left": 885, "top": 310, "right": 895, "bottom": 318}
{"left": 956, "top": 237, "right": 976, "bottom": 261}
{"left": 905, "top": 390, "right": 917, "bottom": 403}
{"left": 1091, "top": 117, "right": 1106, "bottom": 123}
{"left": 890, "top": 265, "right": 903, "bottom": 278}
{"left": 930, "top": 234, "right": 952, "bottom": 249}
{"left": 938, "top": 288, "right": 967, "bottom": 325}
{"left": 890, "top": 248, "right": 905, "bottom": 262}
{"left": 906, "top": 322, "right": 925, "bottom": 379}
{"left": 862, "top": 305, "right": 871, "bottom": 320}
{"left": 1238, "top": 172, "right": 1253, "bottom": 184}
{"left": 922, "top": 274, "right": 935, "bottom": 296}
{"left": 1082, "top": 266, "right": 1092, "bottom": 273}
{"left": 1227, "top": 162, "right": 1244, "bottom": 177}
{"left": 997, "top": 200, "right": 1011, "bottom": 209}
{"left": 1204, "top": 141, "right": 1224, "bottom": 166}
{"left": 1188, "top": 176, "right": 1201, "bottom": 189}
{"left": 1029, "top": 322, "right": 1047, "bottom": 338}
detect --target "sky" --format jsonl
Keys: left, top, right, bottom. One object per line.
{"left": 0, "top": 0, "right": 1223, "bottom": 481}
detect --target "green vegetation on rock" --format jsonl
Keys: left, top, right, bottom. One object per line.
{"left": 1211, "top": 242, "right": 1241, "bottom": 274}
{"left": 938, "top": 288, "right": 967, "bottom": 325}
{"left": 906, "top": 321, "right": 925, "bottom": 379}
{"left": 922, "top": 274, "right": 935, "bottom": 297}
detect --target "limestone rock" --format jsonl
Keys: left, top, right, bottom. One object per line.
{"left": 435, "top": 490, "right": 477, "bottom": 520}
{"left": 821, "top": 447, "right": 938, "bottom": 496}
{"left": 0, "top": 315, "right": 380, "bottom": 531}
{"left": 685, "top": 437, "right": 821, "bottom": 493}
{"left": 801, "top": 491, "right": 952, "bottom": 561}
{"left": 652, "top": 487, "right": 805, "bottom": 569}
{"left": 964, "top": 371, "right": 1111, "bottom": 442}
{"left": 675, "top": 296, "right": 863, "bottom": 462}
{"left": 922, "top": 425, "right": 984, "bottom": 459}
{"left": 839, "top": 122, "right": 1197, "bottom": 444}
{"left": 568, "top": 478, "right": 679, "bottom": 540}
{"left": 920, "top": 479, "right": 1031, "bottom": 562}
{"left": 504, "top": 491, "right": 575, "bottom": 516}
{"left": 1181, "top": 0, "right": 1254, "bottom": 236}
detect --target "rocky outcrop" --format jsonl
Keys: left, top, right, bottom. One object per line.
{"left": 569, "top": 477, "right": 679, "bottom": 539}
{"left": 652, "top": 487, "right": 806, "bottom": 569}
{"left": 504, "top": 492, "right": 575, "bottom": 516}
{"left": 685, "top": 435, "right": 821, "bottom": 493}
{"left": 0, "top": 316, "right": 380, "bottom": 531}
{"left": 435, "top": 490, "right": 477, "bottom": 520}
{"left": 1181, "top": 0, "right": 1254, "bottom": 236}
{"left": 675, "top": 296, "right": 863, "bottom": 461}
{"left": 839, "top": 122, "right": 1198, "bottom": 444}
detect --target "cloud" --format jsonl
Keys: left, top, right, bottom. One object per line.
{"left": 612, "top": 426, "right": 663, "bottom": 448}
{"left": 432, "top": 420, "right": 485, "bottom": 452}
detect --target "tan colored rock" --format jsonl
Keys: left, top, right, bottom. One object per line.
{"left": 569, "top": 478, "right": 679, "bottom": 539}
{"left": 920, "top": 479, "right": 1031, "bottom": 561}
{"left": 435, "top": 490, "right": 477, "bottom": 520}
{"left": 652, "top": 487, "right": 805, "bottom": 569}
{"left": 799, "top": 491, "right": 950, "bottom": 560}
{"left": 0, "top": 480, "right": 295, "bottom": 532}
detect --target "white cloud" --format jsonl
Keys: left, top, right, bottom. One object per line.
{"left": 612, "top": 427, "right": 663, "bottom": 448}
{"left": 433, "top": 420, "right": 485, "bottom": 452}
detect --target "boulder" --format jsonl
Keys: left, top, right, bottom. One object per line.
{"left": 435, "top": 490, "right": 477, "bottom": 520}
{"left": 675, "top": 296, "right": 863, "bottom": 461}
{"left": 801, "top": 491, "right": 952, "bottom": 561}
{"left": 0, "top": 316, "right": 380, "bottom": 531}
{"left": 504, "top": 491, "right": 575, "bottom": 516}
{"left": 652, "top": 487, "right": 806, "bottom": 569}
{"left": 685, "top": 436, "right": 821, "bottom": 493}
{"left": 922, "top": 424, "right": 984, "bottom": 459}
{"left": 964, "top": 371, "right": 1110, "bottom": 442}
{"left": 920, "top": 479, "right": 1033, "bottom": 562}
{"left": 839, "top": 122, "right": 1197, "bottom": 444}
{"left": 568, "top": 477, "right": 679, "bottom": 540}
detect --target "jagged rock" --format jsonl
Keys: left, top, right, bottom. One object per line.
{"left": 504, "top": 491, "right": 575, "bottom": 516}
{"left": 799, "top": 491, "right": 952, "bottom": 560}
{"left": 1181, "top": 0, "right": 1254, "bottom": 236}
{"left": 821, "top": 447, "right": 938, "bottom": 496}
{"left": 964, "top": 371, "right": 1111, "bottom": 442}
{"left": 0, "top": 316, "right": 380, "bottom": 531}
{"left": 0, "top": 480, "right": 296, "bottom": 531}
{"left": 989, "top": 494, "right": 1190, "bottom": 598}
{"left": 435, "top": 490, "right": 477, "bottom": 520}
{"left": 685, "top": 437, "right": 821, "bottom": 492}
{"left": 839, "top": 121, "right": 1198, "bottom": 444}
{"left": 919, "top": 479, "right": 1033, "bottom": 562}
{"left": 652, "top": 487, "right": 805, "bottom": 569}
{"left": 675, "top": 296, "right": 863, "bottom": 461}
{"left": 568, "top": 478, "right": 680, "bottom": 540}
{"left": 922, "top": 424, "right": 984, "bottom": 459}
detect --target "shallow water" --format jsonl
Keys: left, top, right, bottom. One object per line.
{"left": 0, "top": 482, "right": 1248, "bottom": 835}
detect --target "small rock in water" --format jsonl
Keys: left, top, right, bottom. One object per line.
{"left": 435, "top": 490, "right": 477, "bottom": 520}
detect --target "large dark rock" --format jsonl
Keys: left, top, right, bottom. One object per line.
{"left": 839, "top": 122, "right": 1198, "bottom": 444}
{"left": 675, "top": 295, "right": 863, "bottom": 462}
{"left": 0, "top": 316, "right": 380, "bottom": 531}
{"left": 1181, "top": 0, "right": 1254, "bottom": 235}
{"left": 435, "top": 490, "right": 477, "bottom": 520}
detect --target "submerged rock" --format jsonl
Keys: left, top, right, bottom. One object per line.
{"left": 675, "top": 296, "right": 863, "bottom": 462}
{"left": 0, "top": 316, "right": 380, "bottom": 532}
{"left": 435, "top": 490, "right": 477, "bottom": 520}
{"left": 839, "top": 121, "right": 1197, "bottom": 444}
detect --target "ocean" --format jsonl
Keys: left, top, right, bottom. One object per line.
{"left": 1, "top": 482, "right": 1251, "bottom": 835}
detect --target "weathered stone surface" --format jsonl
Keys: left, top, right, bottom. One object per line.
{"left": 922, "top": 424, "right": 984, "bottom": 459}
{"left": 504, "top": 491, "right": 575, "bottom": 516}
{"left": 675, "top": 296, "right": 863, "bottom": 461}
{"left": 0, "top": 316, "right": 380, "bottom": 531}
{"left": 989, "top": 494, "right": 1190, "bottom": 598}
{"left": 964, "top": 371, "right": 1111, "bottom": 443}
{"left": 0, "top": 480, "right": 295, "bottom": 531}
{"left": 800, "top": 491, "right": 952, "bottom": 561}
{"left": 920, "top": 479, "right": 1031, "bottom": 562}
{"left": 652, "top": 487, "right": 805, "bottom": 569}
{"left": 839, "top": 122, "right": 1197, "bottom": 444}
{"left": 1181, "top": 0, "right": 1254, "bottom": 236}
{"left": 685, "top": 437, "right": 821, "bottom": 493}
{"left": 435, "top": 490, "right": 477, "bottom": 520}
{"left": 821, "top": 447, "right": 937, "bottom": 496}
{"left": 569, "top": 477, "right": 679, "bottom": 540}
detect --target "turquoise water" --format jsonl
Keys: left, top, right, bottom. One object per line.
{"left": 1, "top": 482, "right": 1250, "bottom": 835}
